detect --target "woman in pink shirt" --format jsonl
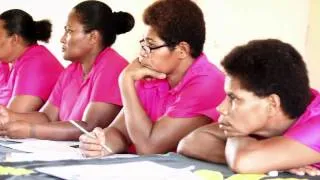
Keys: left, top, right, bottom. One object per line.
{"left": 178, "top": 39, "right": 320, "bottom": 176}
{"left": 0, "top": 1, "right": 133, "bottom": 140}
{"left": 0, "top": 9, "right": 63, "bottom": 112}
{"left": 79, "top": 0, "right": 225, "bottom": 157}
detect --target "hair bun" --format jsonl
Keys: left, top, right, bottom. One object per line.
{"left": 112, "top": 11, "right": 134, "bottom": 35}
{"left": 34, "top": 20, "right": 52, "bottom": 42}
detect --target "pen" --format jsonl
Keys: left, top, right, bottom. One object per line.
{"left": 69, "top": 120, "right": 113, "bottom": 153}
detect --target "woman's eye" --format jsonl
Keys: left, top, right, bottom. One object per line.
{"left": 65, "top": 28, "right": 73, "bottom": 34}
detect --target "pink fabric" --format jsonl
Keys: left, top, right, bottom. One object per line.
{"left": 0, "top": 62, "right": 9, "bottom": 85}
{"left": 284, "top": 89, "right": 320, "bottom": 168}
{"left": 128, "top": 54, "right": 225, "bottom": 153}
{"left": 48, "top": 47, "right": 127, "bottom": 121}
{"left": 0, "top": 44, "right": 63, "bottom": 105}
{"left": 136, "top": 53, "right": 225, "bottom": 122}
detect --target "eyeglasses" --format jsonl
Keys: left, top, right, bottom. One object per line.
{"left": 139, "top": 39, "right": 169, "bottom": 54}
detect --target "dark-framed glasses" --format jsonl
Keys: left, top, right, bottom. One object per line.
{"left": 139, "top": 39, "right": 169, "bottom": 54}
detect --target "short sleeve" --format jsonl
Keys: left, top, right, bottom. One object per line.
{"left": 165, "top": 76, "right": 225, "bottom": 121}
{"left": 89, "top": 65, "right": 123, "bottom": 106}
{"left": 284, "top": 115, "right": 320, "bottom": 153}
{"left": 47, "top": 71, "right": 66, "bottom": 108}
{"left": 13, "top": 59, "right": 57, "bottom": 101}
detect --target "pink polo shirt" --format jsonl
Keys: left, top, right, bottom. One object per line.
{"left": 136, "top": 53, "right": 225, "bottom": 122}
{"left": 48, "top": 47, "right": 128, "bottom": 121}
{"left": 284, "top": 89, "right": 320, "bottom": 168}
{"left": 0, "top": 62, "right": 9, "bottom": 84}
{"left": 127, "top": 54, "right": 225, "bottom": 153}
{"left": 0, "top": 44, "right": 63, "bottom": 105}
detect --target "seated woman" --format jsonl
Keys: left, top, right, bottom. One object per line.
{"left": 79, "top": 0, "right": 225, "bottom": 157}
{"left": 178, "top": 39, "right": 320, "bottom": 176}
{"left": 0, "top": 9, "right": 63, "bottom": 112}
{"left": 0, "top": 1, "right": 134, "bottom": 140}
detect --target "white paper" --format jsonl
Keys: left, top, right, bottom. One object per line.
{"left": 5, "top": 152, "right": 83, "bottom": 162}
{"left": 5, "top": 153, "right": 139, "bottom": 162}
{"left": 101, "top": 153, "right": 139, "bottom": 159}
{"left": 0, "top": 137, "right": 79, "bottom": 147}
{"left": 0, "top": 140, "right": 79, "bottom": 153}
{"left": 36, "top": 161, "right": 200, "bottom": 180}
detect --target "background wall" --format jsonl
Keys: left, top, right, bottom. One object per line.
{"left": 306, "top": 0, "right": 320, "bottom": 89}
{"left": 0, "top": 0, "right": 318, "bottom": 89}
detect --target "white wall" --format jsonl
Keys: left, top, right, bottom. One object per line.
{"left": 306, "top": 0, "right": 320, "bottom": 90}
{"left": 1, "top": 0, "right": 317, "bottom": 89}
{"left": 0, "top": 0, "right": 151, "bottom": 67}
{"left": 198, "top": 0, "right": 309, "bottom": 65}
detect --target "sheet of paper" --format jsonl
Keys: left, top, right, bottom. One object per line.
{"left": 5, "top": 153, "right": 139, "bottom": 162}
{"left": 101, "top": 154, "right": 139, "bottom": 159}
{"left": 0, "top": 140, "right": 79, "bottom": 154}
{"left": 5, "top": 152, "right": 83, "bottom": 162}
{"left": 0, "top": 137, "right": 79, "bottom": 147}
{"left": 36, "top": 161, "right": 201, "bottom": 180}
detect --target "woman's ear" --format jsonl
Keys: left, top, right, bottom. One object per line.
{"left": 267, "top": 94, "right": 281, "bottom": 116}
{"left": 88, "top": 30, "right": 100, "bottom": 45}
{"left": 175, "top": 41, "right": 190, "bottom": 59}
{"left": 10, "top": 34, "right": 20, "bottom": 45}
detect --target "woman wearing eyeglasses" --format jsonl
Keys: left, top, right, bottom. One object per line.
{"left": 80, "top": 0, "right": 225, "bottom": 157}
{"left": 0, "top": 1, "right": 134, "bottom": 140}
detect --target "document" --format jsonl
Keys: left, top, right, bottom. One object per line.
{"left": 5, "top": 153, "right": 139, "bottom": 162}
{"left": 5, "top": 152, "right": 83, "bottom": 162}
{"left": 0, "top": 137, "right": 79, "bottom": 147}
{"left": 0, "top": 140, "right": 79, "bottom": 153}
{"left": 36, "top": 161, "right": 200, "bottom": 180}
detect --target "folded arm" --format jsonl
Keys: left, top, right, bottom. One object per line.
{"left": 1, "top": 102, "right": 121, "bottom": 140}
{"left": 177, "top": 123, "right": 227, "bottom": 163}
{"left": 225, "top": 136, "right": 320, "bottom": 173}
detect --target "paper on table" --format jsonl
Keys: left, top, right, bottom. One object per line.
{"left": 36, "top": 161, "right": 201, "bottom": 180}
{"left": 5, "top": 152, "right": 83, "bottom": 162}
{"left": 0, "top": 140, "right": 79, "bottom": 153}
{"left": 0, "top": 137, "right": 79, "bottom": 147}
{"left": 5, "top": 153, "right": 139, "bottom": 162}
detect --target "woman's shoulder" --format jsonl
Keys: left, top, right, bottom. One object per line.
{"left": 93, "top": 48, "right": 129, "bottom": 76}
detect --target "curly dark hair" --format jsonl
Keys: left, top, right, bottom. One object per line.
{"left": 221, "top": 39, "right": 311, "bottom": 119}
{"left": 143, "top": 0, "right": 205, "bottom": 58}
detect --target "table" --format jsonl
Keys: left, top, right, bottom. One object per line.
{"left": 0, "top": 142, "right": 315, "bottom": 180}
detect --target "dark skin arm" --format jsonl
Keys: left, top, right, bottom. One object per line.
{"left": 7, "top": 95, "right": 44, "bottom": 112}
{"left": 177, "top": 122, "right": 227, "bottom": 163}
{"left": 0, "top": 102, "right": 121, "bottom": 140}
{"left": 225, "top": 136, "right": 320, "bottom": 173}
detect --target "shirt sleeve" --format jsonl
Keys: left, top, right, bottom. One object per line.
{"left": 89, "top": 65, "right": 123, "bottom": 106}
{"left": 284, "top": 115, "right": 320, "bottom": 153}
{"left": 47, "top": 71, "right": 66, "bottom": 108}
{"left": 13, "top": 59, "right": 58, "bottom": 101}
{"left": 165, "top": 76, "right": 225, "bottom": 121}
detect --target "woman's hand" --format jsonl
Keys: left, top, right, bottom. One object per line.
{"left": 0, "top": 121, "right": 32, "bottom": 139}
{"left": 0, "top": 105, "right": 13, "bottom": 129}
{"left": 120, "top": 58, "right": 166, "bottom": 82}
{"left": 288, "top": 165, "right": 320, "bottom": 176}
{"left": 79, "top": 127, "right": 111, "bottom": 157}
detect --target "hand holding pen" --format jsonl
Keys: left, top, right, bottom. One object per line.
{"left": 70, "top": 120, "right": 113, "bottom": 157}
